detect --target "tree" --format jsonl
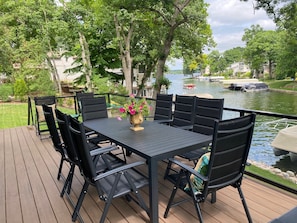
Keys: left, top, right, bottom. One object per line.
{"left": 241, "top": 0, "right": 297, "bottom": 79}
{"left": 103, "top": 0, "right": 213, "bottom": 98}
{"left": 0, "top": 0, "right": 59, "bottom": 95}
{"left": 223, "top": 47, "right": 245, "bottom": 66}
{"left": 242, "top": 26, "right": 280, "bottom": 79}
{"left": 208, "top": 50, "right": 227, "bottom": 75}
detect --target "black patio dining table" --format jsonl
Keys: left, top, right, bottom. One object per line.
{"left": 84, "top": 118, "right": 212, "bottom": 223}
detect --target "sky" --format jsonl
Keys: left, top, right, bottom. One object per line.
{"left": 168, "top": 0, "right": 276, "bottom": 70}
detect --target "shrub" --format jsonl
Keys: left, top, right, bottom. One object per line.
{"left": 14, "top": 78, "right": 28, "bottom": 101}
{"left": 0, "top": 84, "right": 14, "bottom": 101}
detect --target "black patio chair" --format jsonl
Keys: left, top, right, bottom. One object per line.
{"left": 81, "top": 96, "right": 127, "bottom": 159}
{"left": 80, "top": 96, "right": 108, "bottom": 121}
{"left": 42, "top": 104, "right": 66, "bottom": 180}
{"left": 160, "top": 95, "right": 195, "bottom": 130}
{"left": 164, "top": 113, "right": 256, "bottom": 223}
{"left": 55, "top": 109, "right": 125, "bottom": 197}
{"left": 146, "top": 94, "right": 173, "bottom": 122}
{"left": 164, "top": 97, "right": 224, "bottom": 180}
{"left": 178, "top": 97, "right": 224, "bottom": 163}
{"left": 34, "top": 95, "right": 56, "bottom": 137}
{"left": 68, "top": 117, "right": 149, "bottom": 223}
{"left": 75, "top": 91, "right": 94, "bottom": 117}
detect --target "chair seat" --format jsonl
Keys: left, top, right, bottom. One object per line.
{"left": 270, "top": 206, "right": 297, "bottom": 223}
{"left": 99, "top": 168, "right": 148, "bottom": 199}
{"left": 179, "top": 147, "right": 209, "bottom": 162}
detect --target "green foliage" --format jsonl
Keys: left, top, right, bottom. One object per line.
{"left": 157, "top": 77, "right": 171, "bottom": 89}
{"left": 27, "top": 69, "right": 56, "bottom": 96}
{"left": 0, "top": 84, "right": 13, "bottom": 101}
{"left": 92, "top": 75, "right": 110, "bottom": 94}
{"left": 14, "top": 78, "right": 28, "bottom": 100}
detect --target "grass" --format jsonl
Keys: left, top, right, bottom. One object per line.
{"left": 246, "top": 164, "right": 297, "bottom": 190}
{"left": 0, "top": 103, "right": 28, "bottom": 129}
{"left": 266, "top": 80, "right": 297, "bottom": 91}
{"left": 0, "top": 102, "right": 76, "bottom": 129}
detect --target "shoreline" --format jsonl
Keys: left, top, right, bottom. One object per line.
{"left": 248, "top": 159, "right": 297, "bottom": 184}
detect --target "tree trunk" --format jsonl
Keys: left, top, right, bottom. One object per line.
{"left": 79, "top": 32, "right": 92, "bottom": 92}
{"left": 114, "top": 15, "right": 133, "bottom": 95}
{"left": 41, "top": 8, "right": 62, "bottom": 95}
{"left": 46, "top": 56, "right": 62, "bottom": 94}
{"left": 153, "top": 29, "right": 174, "bottom": 98}
{"left": 268, "top": 59, "right": 273, "bottom": 79}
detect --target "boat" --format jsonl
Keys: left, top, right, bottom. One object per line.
{"left": 183, "top": 83, "right": 196, "bottom": 89}
{"left": 241, "top": 82, "right": 269, "bottom": 92}
{"left": 271, "top": 125, "right": 297, "bottom": 162}
{"left": 228, "top": 82, "right": 268, "bottom": 92}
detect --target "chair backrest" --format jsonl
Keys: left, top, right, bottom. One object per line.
{"left": 204, "top": 113, "right": 256, "bottom": 195}
{"left": 42, "top": 104, "right": 62, "bottom": 152}
{"left": 80, "top": 96, "right": 108, "bottom": 121}
{"left": 172, "top": 95, "right": 195, "bottom": 127}
{"left": 154, "top": 94, "right": 173, "bottom": 121}
{"left": 34, "top": 96, "right": 56, "bottom": 122}
{"left": 55, "top": 109, "right": 78, "bottom": 163}
{"left": 76, "top": 92, "right": 94, "bottom": 114}
{"left": 192, "top": 97, "right": 224, "bottom": 135}
{"left": 69, "top": 116, "right": 97, "bottom": 182}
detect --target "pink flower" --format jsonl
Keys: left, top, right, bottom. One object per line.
{"left": 129, "top": 109, "right": 136, "bottom": 115}
{"left": 119, "top": 107, "right": 126, "bottom": 113}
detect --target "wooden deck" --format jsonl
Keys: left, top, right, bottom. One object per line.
{"left": 1, "top": 126, "right": 297, "bottom": 223}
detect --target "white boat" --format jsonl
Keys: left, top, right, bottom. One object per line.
{"left": 271, "top": 125, "right": 297, "bottom": 162}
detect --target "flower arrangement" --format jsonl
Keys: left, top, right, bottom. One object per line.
{"left": 119, "top": 94, "right": 150, "bottom": 118}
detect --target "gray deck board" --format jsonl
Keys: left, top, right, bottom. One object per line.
{"left": 1, "top": 126, "right": 297, "bottom": 223}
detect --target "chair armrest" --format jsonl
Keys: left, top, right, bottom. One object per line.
{"left": 155, "top": 119, "right": 173, "bottom": 124}
{"left": 168, "top": 158, "right": 208, "bottom": 182}
{"left": 93, "top": 161, "right": 146, "bottom": 181}
{"left": 176, "top": 125, "right": 193, "bottom": 131}
{"left": 89, "top": 145, "right": 118, "bottom": 157}
{"left": 85, "top": 130, "right": 97, "bottom": 136}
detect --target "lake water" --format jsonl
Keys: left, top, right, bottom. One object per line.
{"left": 165, "top": 74, "right": 297, "bottom": 171}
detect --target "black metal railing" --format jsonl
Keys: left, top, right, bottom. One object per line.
{"left": 27, "top": 93, "right": 297, "bottom": 194}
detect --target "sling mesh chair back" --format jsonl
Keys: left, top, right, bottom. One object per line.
{"left": 68, "top": 117, "right": 149, "bottom": 223}
{"left": 80, "top": 96, "right": 108, "bottom": 121}
{"left": 80, "top": 96, "right": 127, "bottom": 160}
{"left": 42, "top": 104, "right": 65, "bottom": 180}
{"left": 34, "top": 95, "right": 56, "bottom": 137}
{"left": 164, "top": 113, "right": 256, "bottom": 223}
{"left": 179, "top": 97, "right": 224, "bottom": 163}
{"left": 165, "top": 95, "right": 195, "bottom": 129}
{"left": 55, "top": 109, "right": 126, "bottom": 198}
{"left": 153, "top": 94, "right": 173, "bottom": 122}
{"left": 164, "top": 97, "right": 224, "bottom": 180}
{"left": 75, "top": 92, "right": 94, "bottom": 116}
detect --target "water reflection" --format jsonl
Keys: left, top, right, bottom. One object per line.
{"left": 166, "top": 74, "right": 297, "bottom": 170}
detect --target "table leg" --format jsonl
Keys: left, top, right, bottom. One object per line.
{"left": 148, "top": 158, "right": 159, "bottom": 223}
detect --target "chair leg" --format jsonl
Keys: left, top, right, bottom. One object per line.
{"left": 67, "top": 165, "right": 75, "bottom": 195}
{"left": 210, "top": 191, "right": 216, "bottom": 203}
{"left": 164, "top": 160, "right": 173, "bottom": 180}
{"left": 164, "top": 184, "right": 178, "bottom": 218}
{"left": 237, "top": 186, "right": 253, "bottom": 223}
{"left": 57, "top": 157, "right": 64, "bottom": 180}
{"left": 99, "top": 174, "right": 121, "bottom": 223}
{"left": 72, "top": 181, "right": 89, "bottom": 222}
{"left": 60, "top": 164, "right": 75, "bottom": 197}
